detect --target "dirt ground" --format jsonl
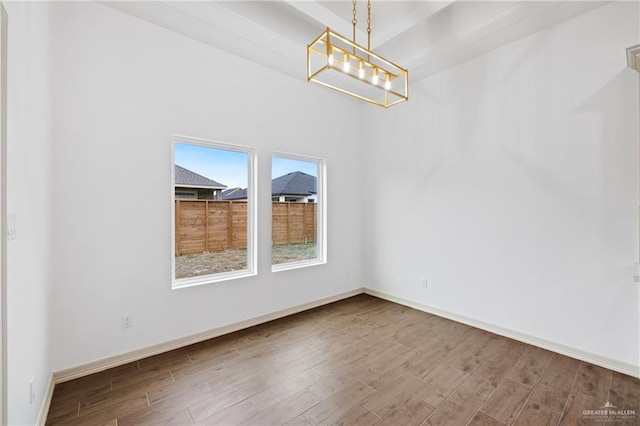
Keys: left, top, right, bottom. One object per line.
{"left": 175, "top": 243, "right": 317, "bottom": 279}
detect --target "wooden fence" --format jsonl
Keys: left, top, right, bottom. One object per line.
{"left": 272, "top": 202, "right": 317, "bottom": 246}
{"left": 175, "top": 200, "right": 317, "bottom": 256}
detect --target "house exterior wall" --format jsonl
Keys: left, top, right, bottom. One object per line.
{"left": 174, "top": 187, "right": 219, "bottom": 200}
{"left": 272, "top": 194, "right": 317, "bottom": 203}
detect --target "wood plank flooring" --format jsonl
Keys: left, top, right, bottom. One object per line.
{"left": 46, "top": 295, "right": 640, "bottom": 425}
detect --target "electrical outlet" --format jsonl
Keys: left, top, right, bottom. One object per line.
{"left": 421, "top": 277, "right": 428, "bottom": 288}
{"left": 121, "top": 314, "right": 133, "bottom": 329}
{"left": 29, "top": 377, "right": 35, "bottom": 404}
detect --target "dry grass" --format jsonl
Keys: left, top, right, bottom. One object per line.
{"left": 175, "top": 243, "right": 317, "bottom": 279}
{"left": 175, "top": 250, "right": 247, "bottom": 279}
{"left": 271, "top": 242, "right": 317, "bottom": 265}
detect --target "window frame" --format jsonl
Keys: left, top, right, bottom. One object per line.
{"left": 271, "top": 151, "right": 326, "bottom": 272}
{"left": 171, "top": 135, "right": 257, "bottom": 289}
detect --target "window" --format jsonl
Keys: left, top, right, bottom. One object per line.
{"left": 172, "top": 136, "right": 256, "bottom": 288}
{"left": 271, "top": 153, "right": 325, "bottom": 270}
{"left": 175, "top": 190, "right": 197, "bottom": 199}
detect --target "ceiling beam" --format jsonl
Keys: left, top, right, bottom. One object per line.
{"left": 102, "top": 1, "right": 306, "bottom": 81}
{"left": 283, "top": 1, "right": 369, "bottom": 45}
{"left": 370, "top": 0, "right": 455, "bottom": 49}
{"left": 406, "top": 1, "right": 607, "bottom": 81}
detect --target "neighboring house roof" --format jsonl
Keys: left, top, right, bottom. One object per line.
{"left": 222, "top": 187, "right": 248, "bottom": 200}
{"left": 272, "top": 171, "right": 317, "bottom": 196}
{"left": 217, "top": 171, "right": 317, "bottom": 201}
{"left": 175, "top": 165, "right": 227, "bottom": 189}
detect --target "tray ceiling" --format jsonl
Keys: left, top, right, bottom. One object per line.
{"left": 103, "top": 1, "right": 608, "bottom": 84}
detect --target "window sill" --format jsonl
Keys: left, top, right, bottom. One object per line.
{"left": 173, "top": 269, "right": 256, "bottom": 289}
{"left": 271, "top": 258, "right": 326, "bottom": 273}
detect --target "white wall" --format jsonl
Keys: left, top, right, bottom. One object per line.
{"left": 49, "top": 2, "right": 364, "bottom": 371}
{"left": 364, "top": 1, "right": 639, "bottom": 370}
{"left": 5, "top": 2, "right": 55, "bottom": 424}
{"left": 7, "top": 4, "right": 638, "bottom": 420}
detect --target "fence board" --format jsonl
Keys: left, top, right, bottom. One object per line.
{"left": 175, "top": 200, "right": 316, "bottom": 255}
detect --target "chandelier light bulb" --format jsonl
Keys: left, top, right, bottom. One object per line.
{"left": 306, "top": 0, "right": 409, "bottom": 108}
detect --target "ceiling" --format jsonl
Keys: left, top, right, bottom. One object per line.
{"left": 104, "top": 1, "right": 608, "bottom": 84}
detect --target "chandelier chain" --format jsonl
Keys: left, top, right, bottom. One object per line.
{"left": 352, "top": 0, "right": 357, "bottom": 26}
{"left": 367, "top": 0, "right": 371, "bottom": 51}
{"left": 352, "top": 0, "right": 357, "bottom": 53}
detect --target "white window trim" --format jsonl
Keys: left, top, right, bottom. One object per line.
{"left": 271, "top": 151, "right": 326, "bottom": 272}
{"left": 171, "top": 135, "right": 257, "bottom": 288}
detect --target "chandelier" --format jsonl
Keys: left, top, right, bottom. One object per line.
{"left": 307, "top": 0, "right": 409, "bottom": 108}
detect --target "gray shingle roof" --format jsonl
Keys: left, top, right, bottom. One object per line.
{"left": 174, "top": 165, "right": 226, "bottom": 189}
{"left": 271, "top": 171, "right": 316, "bottom": 196}
{"left": 221, "top": 187, "right": 247, "bottom": 200}
{"left": 212, "top": 172, "right": 317, "bottom": 200}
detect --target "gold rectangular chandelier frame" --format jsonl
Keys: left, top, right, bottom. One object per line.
{"left": 307, "top": 28, "right": 409, "bottom": 109}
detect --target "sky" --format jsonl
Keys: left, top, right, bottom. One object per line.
{"left": 175, "top": 143, "right": 248, "bottom": 188}
{"left": 175, "top": 143, "right": 318, "bottom": 189}
{"left": 272, "top": 156, "right": 317, "bottom": 179}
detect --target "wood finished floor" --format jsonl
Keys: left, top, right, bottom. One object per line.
{"left": 46, "top": 295, "right": 640, "bottom": 426}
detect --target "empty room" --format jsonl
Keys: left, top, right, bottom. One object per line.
{"left": 2, "top": 0, "right": 639, "bottom": 425}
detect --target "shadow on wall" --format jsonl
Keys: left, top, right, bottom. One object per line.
{"left": 501, "top": 68, "right": 638, "bottom": 219}
{"left": 500, "top": 68, "right": 639, "bottom": 335}
{"left": 576, "top": 68, "right": 638, "bottom": 197}
{"left": 577, "top": 67, "right": 640, "bottom": 266}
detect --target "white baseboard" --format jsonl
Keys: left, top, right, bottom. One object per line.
{"left": 51, "top": 286, "right": 639, "bottom": 388}
{"left": 37, "top": 374, "right": 54, "bottom": 426}
{"left": 364, "top": 288, "right": 640, "bottom": 379}
{"left": 53, "top": 288, "right": 364, "bottom": 384}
